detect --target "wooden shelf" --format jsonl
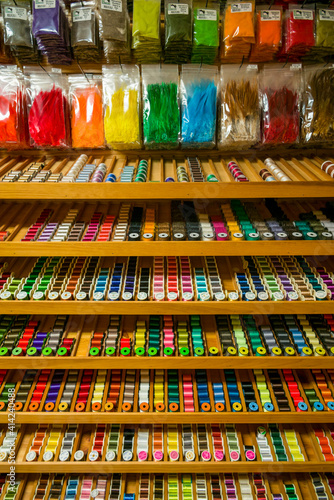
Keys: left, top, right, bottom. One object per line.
{"left": 2, "top": 240, "right": 334, "bottom": 257}
{"left": 2, "top": 356, "right": 334, "bottom": 370}
{"left": 0, "top": 462, "right": 332, "bottom": 474}
{"left": 1, "top": 181, "right": 334, "bottom": 200}
{"left": 1, "top": 301, "right": 333, "bottom": 315}
{"left": 2, "top": 412, "right": 333, "bottom": 425}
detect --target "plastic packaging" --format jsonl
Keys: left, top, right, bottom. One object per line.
{"left": 279, "top": 4, "right": 315, "bottom": 60}
{"left": 191, "top": 1, "right": 219, "bottom": 64}
{"left": 180, "top": 64, "right": 218, "bottom": 149}
{"left": 2, "top": 1, "right": 38, "bottom": 63}
{"left": 164, "top": 0, "right": 192, "bottom": 63}
{"left": 316, "top": 6, "right": 334, "bottom": 48}
{"left": 221, "top": 1, "right": 255, "bottom": 63}
{"left": 69, "top": 74, "right": 104, "bottom": 148}
{"left": 301, "top": 65, "right": 334, "bottom": 144}
{"left": 219, "top": 64, "right": 259, "bottom": 150}
{"left": 71, "top": 1, "right": 100, "bottom": 62}
{"left": 0, "top": 65, "right": 29, "bottom": 149}
{"left": 250, "top": 5, "right": 282, "bottom": 62}
{"left": 260, "top": 64, "right": 301, "bottom": 146}
{"left": 25, "top": 68, "right": 71, "bottom": 148}
{"left": 142, "top": 64, "right": 180, "bottom": 149}
{"left": 132, "top": 0, "right": 161, "bottom": 63}
{"left": 32, "top": 0, "right": 72, "bottom": 65}
{"left": 100, "top": 0, "right": 131, "bottom": 62}
{"left": 103, "top": 64, "right": 141, "bottom": 149}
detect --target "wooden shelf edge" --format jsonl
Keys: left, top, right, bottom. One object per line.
{"left": 1, "top": 181, "right": 334, "bottom": 200}
{"left": 0, "top": 462, "right": 331, "bottom": 473}
{"left": 1, "top": 356, "right": 333, "bottom": 370}
{"left": 1, "top": 240, "right": 334, "bottom": 257}
{"left": 1, "top": 301, "right": 333, "bottom": 314}
{"left": 2, "top": 412, "right": 334, "bottom": 424}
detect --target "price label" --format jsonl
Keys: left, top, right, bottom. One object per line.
{"left": 34, "top": 0, "right": 56, "bottom": 9}
{"left": 72, "top": 7, "right": 91, "bottom": 21}
{"left": 231, "top": 3, "right": 252, "bottom": 13}
{"left": 293, "top": 9, "right": 313, "bottom": 20}
{"left": 101, "top": 0, "right": 122, "bottom": 11}
{"left": 197, "top": 8, "right": 216, "bottom": 20}
{"left": 4, "top": 7, "right": 27, "bottom": 20}
{"left": 319, "top": 9, "right": 334, "bottom": 21}
{"left": 168, "top": 3, "right": 189, "bottom": 14}
{"left": 260, "top": 10, "right": 281, "bottom": 21}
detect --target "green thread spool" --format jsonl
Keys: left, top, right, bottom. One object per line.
{"left": 12, "top": 347, "right": 23, "bottom": 356}
{"left": 0, "top": 347, "right": 8, "bottom": 356}
{"left": 42, "top": 347, "right": 52, "bottom": 356}
{"left": 89, "top": 347, "right": 100, "bottom": 356}
{"left": 194, "top": 347, "right": 204, "bottom": 356}
{"left": 57, "top": 347, "right": 67, "bottom": 356}
{"left": 27, "top": 347, "right": 37, "bottom": 356}
{"left": 179, "top": 347, "right": 190, "bottom": 356}
{"left": 105, "top": 347, "right": 115, "bottom": 356}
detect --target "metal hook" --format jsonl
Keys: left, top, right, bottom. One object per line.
{"left": 301, "top": 0, "right": 307, "bottom": 9}
{"left": 283, "top": 55, "right": 290, "bottom": 68}
{"left": 205, "top": 0, "right": 208, "bottom": 8}
{"left": 268, "top": 0, "right": 274, "bottom": 10}
{"left": 239, "top": 55, "right": 245, "bottom": 70}
{"left": 77, "top": 59, "right": 90, "bottom": 82}
{"left": 12, "top": 0, "right": 17, "bottom": 6}
{"left": 38, "top": 62, "right": 55, "bottom": 82}
{"left": 118, "top": 55, "right": 124, "bottom": 73}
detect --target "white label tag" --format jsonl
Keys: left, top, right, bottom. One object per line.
{"left": 260, "top": 10, "right": 281, "bottom": 21}
{"left": 290, "top": 63, "right": 302, "bottom": 71}
{"left": 293, "top": 9, "right": 313, "bottom": 20}
{"left": 197, "top": 8, "right": 216, "bottom": 20}
{"left": 231, "top": 3, "right": 252, "bottom": 13}
{"left": 51, "top": 68, "right": 62, "bottom": 74}
{"left": 72, "top": 7, "right": 91, "bottom": 21}
{"left": 4, "top": 6, "right": 27, "bottom": 20}
{"left": 101, "top": 0, "right": 122, "bottom": 12}
{"left": 319, "top": 9, "right": 334, "bottom": 21}
{"left": 168, "top": 3, "right": 189, "bottom": 15}
{"left": 34, "top": 0, "right": 56, "bottom": 9}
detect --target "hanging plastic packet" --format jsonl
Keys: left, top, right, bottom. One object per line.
{"left": 2, "top": 1, "right": 39, "bottom": 63}
{"left": 32, "top": 0, "right": 72, "bottom": 66}
{"left": 301, "top": 65, "right": 334, "bottom": 144}
{"left": 219, "top": 64, "right": 259, "bottom": 150}
{"left": 69, "top": 74, "right": 104, "bottom": 149}
{"left": 191, "top": 1, "right": 219, "bottom": 64}
{"left": 221, "top": 0, "right": 255, "bottom": 63}
{"left": 25, "top": 67, "right": 71, "bottom": 148}
{"left": 0, "top": 25, "right": 12, "bottom": 64}
{"left": 103, "top": 64, "right": 141, "bottom": 149}
{"left": 249, "top": 5, "right": 282, "bottom": 63}
{"left": 0, "top": 65, "right": 29, "bottom": 149}
{"left": 303, "top": 5, "right": 334, "bottom": 63}
{"left": 260, "top": 64, "right": 301, "bottom": 146}
{"left": 279, "top": 4, "right": 315, "bottom": 61}
{"left": 99, "top": 0, "right": 131, "bottom": 62}
{"left": 180, "top": 64, "right": 218, "bottom": 149}
{"left": 164, "top": 0, "right": 192, "bottom": 64}
{"left": 71, "top": 1, "right": 100, "bottom": 62}
{"left": 132, "top": 0, "right": 161, "bottom": 63}
{"left": 142, "top": 64, "right": 180, "bottom": 149}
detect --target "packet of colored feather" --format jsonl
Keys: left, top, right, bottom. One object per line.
{"left": 301, "top": 65, "right": 334, "bottom": 144}
{"left": 191, "top": 1, "right": 219, "bottom": 65}
{"left": 219, "top": 64, "right": 259, "bottom": 150}
{"left": 180, "top": 64, "right": 218, "bottom": 149}
{"left": 25, "top": 67, "right": 71, "bottom": 148}
{"left": 221, "top": 0, "right": 255, "bottom": 63}
{"left": 69, "top": 74, "right": 104, "bottom": 149}
{"left": 1, "top": 1, "right": 39, "bottom": 63}
{"left": 249, "top": 5, "right": 282, "bottom": 63}
{"left": 0, "top": 65, "right": 29, "bottom": 149}
{"left": 260, "top": 64, "right": 301, "bottom": 146}
{"left": 98, "top": 0, "right": 131, "bottom": 63}
{"left": 71, "top": 1, "right": 101, "bottom": 62}
{"left": 103, "top": 64, "right": 141, "bottom": 149}
{"left": 142, "top": 64, "right": 180, "bottom": 149}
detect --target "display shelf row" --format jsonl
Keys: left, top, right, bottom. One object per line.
{"left": 4, "top": 472, "right": 334, "bottom": 500}
{"left": 1, "top": 314, "right": 334, "bottom": 368}
{"left": 1, "top": 254, "right": 334, "bottom": 306}
{"left": 1, "top": 368, "right": 334, "bottom": 418}
{"left": 1, "top": 422, "right": 333, "bottom": 471}
{"left": 0, "top": 152, "right": 333, "bottom": 200}
{"left": 2, "top": 198, "right": 334, "bottom": 251}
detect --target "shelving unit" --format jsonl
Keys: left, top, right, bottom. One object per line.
{"left": 1, "top": 149, "right": 334, "bottom": 493}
